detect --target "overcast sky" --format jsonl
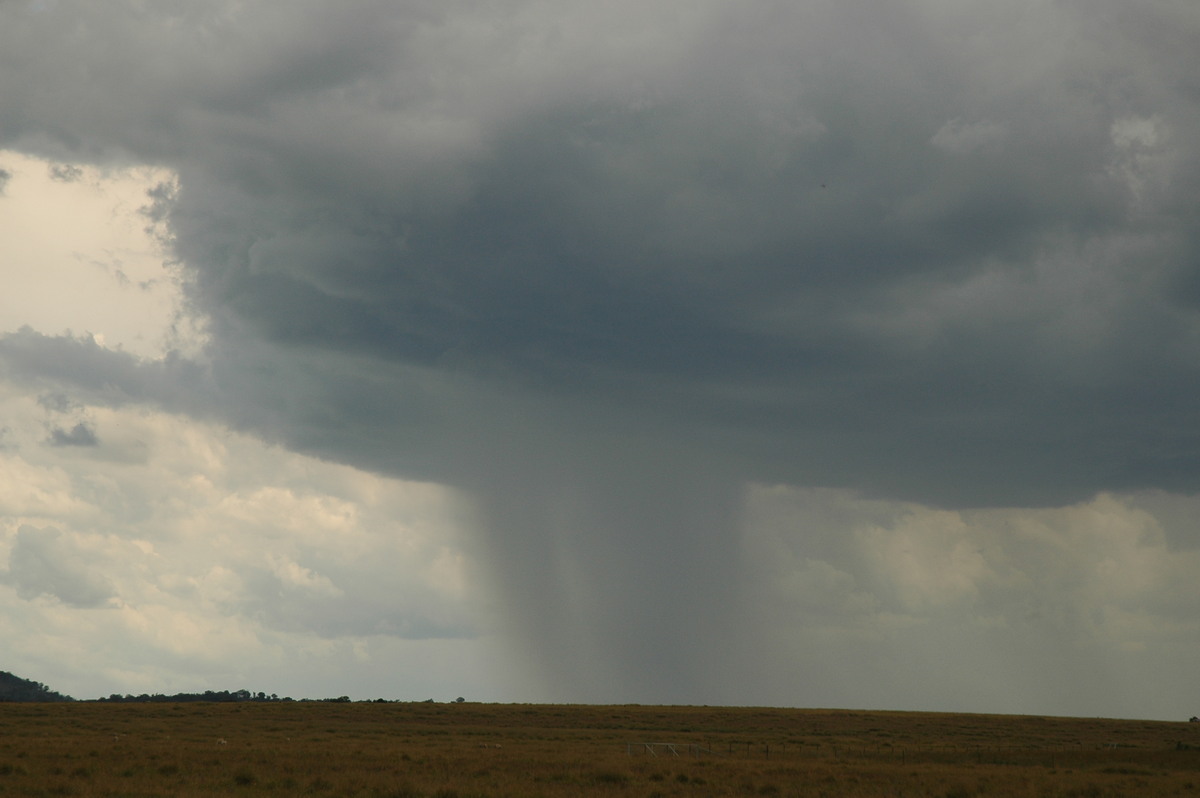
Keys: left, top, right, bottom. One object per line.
{"left": 1, "top": 0, "right": 1199, "bottom": 718}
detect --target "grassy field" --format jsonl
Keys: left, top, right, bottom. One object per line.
{"left": 0, "top": 702, "right": 1198, "bottom": 797}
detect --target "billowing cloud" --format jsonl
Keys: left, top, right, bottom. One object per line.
{"left": 47, "top": 162, "right": 82, "bottom": 182}
{"left": 0, "top": 384, "right": 487, "bottom": 700}
{"left": 1, "top": 0, "right": 1198, "bottom": 713}
{"left": 740, "top": 486, "right": 1200, "bottom": 716}
{"left": 46, "top": 421, "right": 97, "bottom": 447}
{"left": 3, "top": 524, "right": 115, "bottom": 607}
{"left": 4, "top": 0, "right": 1188, "bottom": 505}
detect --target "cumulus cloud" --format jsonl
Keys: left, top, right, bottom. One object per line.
{"left": 3, "top": 524, "right": 115, "bottom": 607}
{"left": 47, "top": 162, "right": 81, "bottom": 182}
{"left": 46, "top": 421, "right": 97, "bottom": 447}
{"left": 36, "top": 391, "right": 77, "bottom": 414}
{"left": 1, "top": 0, "right": 1199, "bottom": 710}
{"left": 0, "top": 386, "right": 485, "bottom": 699}
{"left": 741, "top": 487, "right": 1200, "bottom": 715}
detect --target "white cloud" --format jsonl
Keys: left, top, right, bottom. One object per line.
{"left": 855, "top": 510, "right": 996, "bottom": 613}
{"left": 267, "top": 555, "right": 344, "bottom": 598}
{"left": 2, "top": 524, "right": 116, "bottom": 607}
{"left": 740, "top": 486, "right": 1200, "bottom": 718}
{"left": 0, "top": 449, "right": 89, "bottom": 519}
{"left": 0, "top": 389, "right": 488, "bottom": 699}
{"left": 0, "top": 150, "right": 198, "bottom": 359}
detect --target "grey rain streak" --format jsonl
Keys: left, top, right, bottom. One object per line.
{"left": 1, "top": 1, "right": 1198, "bottom": 700}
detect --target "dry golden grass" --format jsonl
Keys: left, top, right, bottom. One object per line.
{"left": 0, "top": 701, "right": 1197, "bottom": 796}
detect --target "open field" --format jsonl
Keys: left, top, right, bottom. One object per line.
{"left": 0, "top": 702, "right": 1198, "bottom": 797}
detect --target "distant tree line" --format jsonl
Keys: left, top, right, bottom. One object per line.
{"left": 95, "top": 691, "right": 404, "bottom": 703}
{"left": 92, "top": 691, "right": 451, "bottom": 705}
{"left": 2, "top": 669, "right": 464, "bottom": 704}
{"left": 0, "top": 671, "right": 74, "bottom": 702}
{"left": 97, "top": 689, "right": 292, "bottom": 703}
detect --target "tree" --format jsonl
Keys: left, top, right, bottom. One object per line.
{"left": 0, "top": 671, "right": 73, "bottom": 702}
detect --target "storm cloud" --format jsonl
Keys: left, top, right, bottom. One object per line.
{"left": 4, "top": 0, "right": 1198, "bottom": 500}
{"left": 2, "top": 0, "right": 1199, "bottom": 709}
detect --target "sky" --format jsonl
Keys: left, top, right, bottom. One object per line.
{"left": 1, "top": 0, "right": 1198, "bottom": 719}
